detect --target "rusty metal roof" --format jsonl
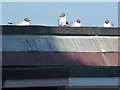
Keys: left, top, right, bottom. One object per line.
{"left": 2, "top": 26, "right": 119, "bottom": 84}
{"left": 2, "top": 52, "right": 118, "bottom": 66}
{"left": 2, "top": 26, "right": 119, "bottom": 67}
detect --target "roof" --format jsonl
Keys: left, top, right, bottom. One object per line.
{"left": 3, "top": 52, "right": 118, "bottom": 66}
{"left": 3, "top": 35, "right": 119, "bottom": 52}
{"left": 1, "top": 25, "right": 119, "bottom": 36}
{"left": 3, "top": 66, "right": 119, "bottom": 79}
{"left": 2, "top": 26, "right": 120, "bottom": 80}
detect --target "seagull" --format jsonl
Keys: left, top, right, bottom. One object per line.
{"left": 58, "top": 13, "right": 68, "bottom": 26}
{"left": 103, "top": 19, "right": 114, "bottom": 27}
{"left": 67, "top": 19, "right": 81, "bottom": 27}
{"left": 8, "top": 18, "right": 31, "bottom": 26}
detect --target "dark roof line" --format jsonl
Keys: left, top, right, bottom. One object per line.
{"left": 3, "top": 66, "right": 119, "bottom": 79}
{"left": 1, "top": 25, "right": 119, "bottom": 36}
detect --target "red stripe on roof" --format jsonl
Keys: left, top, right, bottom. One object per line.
{"left": 2, "top": 52, "right": 119, "bottom": 66}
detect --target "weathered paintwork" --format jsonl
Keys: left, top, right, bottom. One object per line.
{"left": 2, "top": 52, "right": 118, "bottom": 66}
{"left": 2, "top": 35, "right": 119, "bottom": 52}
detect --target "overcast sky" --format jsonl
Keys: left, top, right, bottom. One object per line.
{"left": 2, "top": 2, "right": 118, "bottom": 27}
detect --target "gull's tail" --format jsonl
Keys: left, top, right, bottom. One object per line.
{"left": 111, "top": 22, "right": 114, "bottom": 27}
{"left": 8, "top": 22, "right": 13, "bottom": 24}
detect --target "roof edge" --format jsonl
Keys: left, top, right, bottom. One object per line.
{"left": 3, "top": 66, "right": 119, "bottom": 79}
{"left": 1, "top": 25, "right": 119, "bottom": 36}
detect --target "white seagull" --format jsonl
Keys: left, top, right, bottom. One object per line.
{"left": 58, "top": 13, "right": 68, "bottom": 26}
{"left": 67, "top": 19, "right": 81, "bottom": 27}
{"left": 8, "top": 18, "right": 31, "bottom": 26}
{"left": 103, "top": 19, "right": 114, "bottom": 27}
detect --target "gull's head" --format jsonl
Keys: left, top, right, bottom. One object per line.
{"left": 105, "top": 19, "right": 109, "bottom": 24}
{"left": 24, "top": 18, "right": 31, "bottom": 22}
{"left": 59, "top": 13, "right": 65, "bottom": 17}
{"left": 76, "top": 19, "right": 81, "bottom": 23}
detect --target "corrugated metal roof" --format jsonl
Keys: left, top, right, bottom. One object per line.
{"left": 2, "top": 52, "right": 118, "bottom": 66}
{"left": 2, "top": 35, "right": 119, "bottom": 52}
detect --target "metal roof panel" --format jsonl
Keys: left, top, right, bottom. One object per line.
{"left": 2, "top": 35, "right": 119, "bottom": 52}
{"left": 2, "top": 52, "right": 119, "bottom": 66}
